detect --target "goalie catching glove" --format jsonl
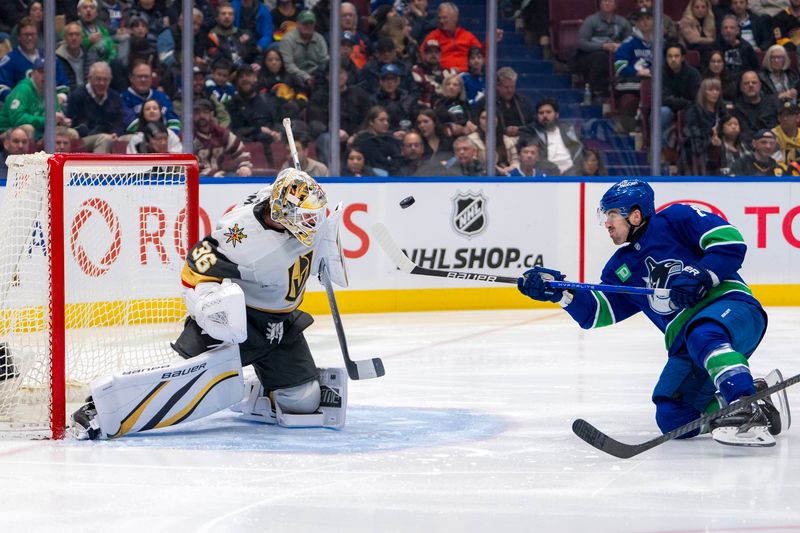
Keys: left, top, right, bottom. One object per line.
{"left": 184, "top": 279, "right": 247, "bottom": 344}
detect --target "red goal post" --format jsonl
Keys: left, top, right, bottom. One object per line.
{"left": 0, "top": 153, "right": 199, "bottom": 439}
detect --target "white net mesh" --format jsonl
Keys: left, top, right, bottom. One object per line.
{"left": 0, "top": 154, "right": 195, "bottom": 438}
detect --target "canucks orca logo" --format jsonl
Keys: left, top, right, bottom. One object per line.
{"left": 644, "top": 257, "right": 683, "bottom": 314}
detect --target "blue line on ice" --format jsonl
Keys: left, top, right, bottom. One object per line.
{"left": 58, "top": 406, "right": 507, "bottom": 454}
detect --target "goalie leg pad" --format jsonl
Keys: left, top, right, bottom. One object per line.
{"left": 73, "top": 344, "right": 244, "bottom": 439}
{"left": 234, "top": 368, "right": 347, "bottom": 429}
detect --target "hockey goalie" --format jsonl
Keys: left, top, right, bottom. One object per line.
{"left": 69, "top": 168, "right": 350, "bottom": 439}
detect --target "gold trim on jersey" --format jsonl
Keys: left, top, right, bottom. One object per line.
{"left": 181, "top": 263, "right": 223, "bottom": 287}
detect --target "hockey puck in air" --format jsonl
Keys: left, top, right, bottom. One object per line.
{"left": 399, "top": 196, "right": 415, "bottom": 209}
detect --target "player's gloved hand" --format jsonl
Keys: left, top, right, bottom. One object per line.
{"left": 517, "top": 267, "right": 566, "bottom": 303}
{"left": 669, "top": 264, "right": 713, "bottom": 309}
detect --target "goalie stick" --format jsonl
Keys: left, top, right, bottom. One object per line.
{"left": 371, "top": 223, "right": 669, "bottom": 297}
{"left": 282, "top": 118, "right": 384, "bottom": 380}
{"left": 573, "top": 371, "right": 800, "bottom": 459}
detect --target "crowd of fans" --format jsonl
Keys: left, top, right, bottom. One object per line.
{"left": 1, "top": 0, "right": 799, "bottom": 178}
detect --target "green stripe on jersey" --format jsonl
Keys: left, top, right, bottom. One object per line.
{"left": 700, "top": 226, "right": 745, "bottom": 250}
{"left": 592, "top": 290, "right": 614, "bottom": 328}
{"left": 705, "top": 349, "right": 749, "bottom": 384}
{"left": 663, "top": 280, "right": 753, "bottom": 350}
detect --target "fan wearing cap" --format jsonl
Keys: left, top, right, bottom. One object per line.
{"left": 362, "top": 35, "right": 414, "bottom": 95}
{"left": 771, "top": 100, "right": 800, "bottom": 165}
{"left": 192, "top": 97, "right": 253, "bottom": 177}
{"left": 0, "top": 57, "right": 72, "bottom": 139}
{"left": 372, "top": 63, "right": 418, "bottom": 134}
{"left": 728, "top": 128, "right": 787, "bottom": 176}
{"left": 419, "top": 2, "right": 487, "bottom": 73}
{"left": 411, "top": 39, "right": 445, "bottom": 108}
{"left": 277, "top": 9, "right": 328, "bottom": 89}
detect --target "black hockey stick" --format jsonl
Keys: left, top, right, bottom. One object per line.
{"left": 573, "top": 372, "right": 800, "bottom": 459}
{"left": 371, "top": 223, "right": 669, "bottom": 297}
{"left": 319, "top": 260, "right": 385, "bottom": 380}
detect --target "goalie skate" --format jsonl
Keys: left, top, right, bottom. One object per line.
{"left": 68, "top": 398, "right": 101, "bottom": 441}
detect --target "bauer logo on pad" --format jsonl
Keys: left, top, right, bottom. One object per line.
{"left": 451, "top": 190, "right": 487, "bottom": 237}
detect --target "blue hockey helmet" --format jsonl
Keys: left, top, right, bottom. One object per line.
{"left": 599, "top": 179, "right": 655, "bottom": 220}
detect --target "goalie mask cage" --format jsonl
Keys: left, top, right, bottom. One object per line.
{"left": 0, "top": 153, "right": 199, "bottom": 439}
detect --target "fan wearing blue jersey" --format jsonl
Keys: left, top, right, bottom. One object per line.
{"left": 518, "top": 179, "right": 787, "bottom": 447}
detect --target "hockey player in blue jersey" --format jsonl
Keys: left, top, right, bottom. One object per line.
{"left": 518, "top": 179, "right": 787, "bottom": 447}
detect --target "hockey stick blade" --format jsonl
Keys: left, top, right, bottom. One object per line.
{"left": 573, "top": 371, "right": 800, "bottom": 459}
{"left": 319, "top": 261, "right": 384, "bottom": 380}
{"left": 371, "top": 223, "right": 668, "bottom": 296}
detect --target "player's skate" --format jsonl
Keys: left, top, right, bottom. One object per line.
{"left": 710, "top": 400, "right": 775, "bottom": 447}
{"left": 68, "top": 397, "right": 101, "bottom": 441}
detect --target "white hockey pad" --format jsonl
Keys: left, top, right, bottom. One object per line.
{"left": 184, "top": 279, "right": 248, "bottom": 344}
{"left": 88, "top": 344, "right": 244, "bottom": 439}
{"left": 313, "top": 202, "right": 349, "bottom": 288}
{"left": 233, "top": 368, "right": 348, "bottom": 429}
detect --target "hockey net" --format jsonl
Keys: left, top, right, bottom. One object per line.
{"left": 0, "top": 153, "right": 199, "bottom": 439}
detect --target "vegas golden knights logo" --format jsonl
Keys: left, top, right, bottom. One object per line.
{"left": 285, "top": 250, "right": 314, "bottom": 302}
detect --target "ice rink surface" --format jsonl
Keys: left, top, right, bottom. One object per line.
{"left": 2, "top": 307, "right": 799, "bottom": 533}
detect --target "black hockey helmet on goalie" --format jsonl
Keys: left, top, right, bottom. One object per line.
{"left": 270, "top": 168, "right": 327, "bottom": 246}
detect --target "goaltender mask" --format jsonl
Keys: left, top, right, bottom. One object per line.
{"left": 70, "top": 168, "right": 350, "bottom": 439}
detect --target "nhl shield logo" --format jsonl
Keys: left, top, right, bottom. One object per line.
{"left": 451, "top": 191, "right": 487, "bottom": 237}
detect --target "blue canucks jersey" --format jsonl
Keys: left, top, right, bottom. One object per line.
{"left": 563, "top": 204, "right": 762, "bottom": 355}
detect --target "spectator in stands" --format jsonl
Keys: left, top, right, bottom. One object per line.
{"left": 460, "top": 46, "right": 485, "bottom": 110}
{"left": 67, "top": 61, "right": 125, "bottom": 153}
{"left": 0, "top": 3, "right": 28, "bottom": 36}
{"left": 663, "top": 42, "right": 702, "bottom": 140}
{"left": 77, "top": 0, "right": 118, "bottom": 65}
{"left": 771, "top": 99, "right": 800, "bottom": 163}
{"left": 307, "top": 64, "right": 371, "bottom": 165}
{"left": 279, "top": 133, "right": 329, "bottom": 176}
{"left": 157, "top": 8, "right": 211, "bottom": 70}
{"left": 126, "top": 0, "right": 165, "bottom": 47}
{"left": 56, "top": 22, "right": 88, "bottom": 94}
{"left": 443, "top": 135, "right": 485, "bottom": 176}
{"left": 759, "top": 44, "right": 800, "bottom": 102}
{"left": 420, "top": 2, "right": 488, "bottom": 73}
{"left": 407, "top": 0, "right": 437, "bottom": 43}
{"left": 126, "top": 97, "right": 182, "bottom": 154}
{"left": 729, "top": 128, "right": 787, "bottom": 175}
{"left": 173, "top": 65, "right": 230, "bottom": 129}
{"left": 256, "top": 47, "right": 307, "bottom": 117}
{"left": 468, "top": 109, "right": 519, "bottom": 175}
{"left": 717, "top": 113, "right": 749, "bottom": 173}
{"left": 350, "top": 105, "right": 403, "bottom": 174}
{"left": 15, "top": 1, "right": 44, "bottom": 50}
{"left": 412, "top": 39, "right": 445, "bottom": 108}
{"left": 521, "top": 97, "right": 583, "bottom": 175}
{"left": 397, "top": 130, "right": 440, "bottom": 176}
{"left": 0, "top": 127, "right": 30, "bottom": 178}
{"left": 116, "top": 15, "right": 157, "bottom": 77}
{"left": 487, "top": 66, "right": 536, "bottom": 139}
{"left": 574, "top": 147, "right": 608, "bottom": 176}
{"left": 515, "top": 0, "right": 552, "bottom": 55}
{"left": 432, "top": 72, "right": 475, "bottom": 139}
{"left": 342, "top": 147, "right": 376, "bottom": 177}
{"left": 205, "top": 56, "right": 236, "bottom": 105}
{"left": 733, "top": 70, "right": 781, "bottom": 141}
{"left": 750, "top": 0, "right": 787, "bottom": 18}
{"left": 96, "top": 0, "right": 126, "bottom": 33}
{"left": 575, "top": 0, "right": 631, "bottom": 100}
{"left": 385, "top": 14, "right": 421, "bottom": 65}
{"left": 227, "top": 63, "right": 280, "bottom": 164}
{"left": 340, "top": 2, "right": 371, "bottom": 70}
{"left": 681, "top": 77, "right": 725, "bottom": 175}
{"left": 728, "top": 0, "right": 772, "bottom": 52}
{"left": 207, "top": 1, "right": 258, "bottom": 68}
{"left": 278, "top": 10, "right": 328, "bottom": 90}
{"left": 122, "top": 60, "right": 180, "bottom": 135}
{"left": 367, "top": 4, "right": 396, "bottom": 41}
{"left": 701, "top": 49, "right": 738, "bottom": 106}
{"left": 717, "top": 15, "right": 759, "bottom": 80}
{"left": 373, "top": 63, "right": 419, "bottom": 134}
{"left": 0, "top": 58, "right": 71, "bottom": 139}
{"left": 680, "top": 0, "right": 717, "bottom": 53}
{"left": 54, "top": 125, "right": 73, "bottom": 153}
{"left": 231, "top": 0, "right": 273, "bottom": 53}
{"left": 130, "top": 121, "right": 172, "bottom": 154}
{"left": 338, "top": 31, "right": 364, "bottom": 86}
{"left": 362, "top": 35, "right": 416, "bottom": 95}
{"left": 627, "top": 0, "right": 678, "bottom": 42}
{"left": 613, "top": 7, "right": 654, "bottom": 132}
{"left": 506, "top": 137, "right": 558, "bottom": 177}
{"left": 192, "top": 98, "right": 252, "bottom": 177}
{"left": 271, "top": 0, "right": 299, "bottom": 42}
{"left": 0, "top": 17, "right": 70, "bottom": 101}
{"left": 416, "top": 107, "right": 453, "bottom": 163}
{"left": 771, "top": 0, "right": 800, "bottom": 50}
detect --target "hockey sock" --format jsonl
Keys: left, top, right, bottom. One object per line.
{"left": 705, "top": 346, "right": 755, "bottom": 404}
